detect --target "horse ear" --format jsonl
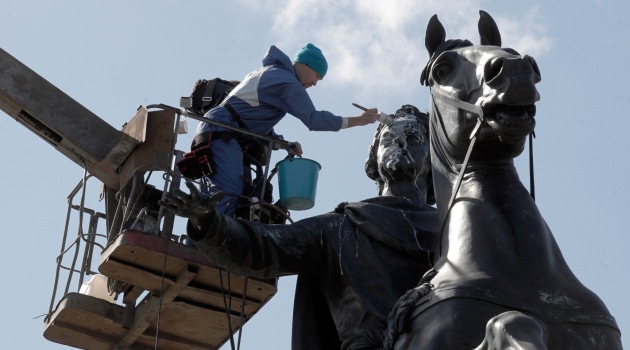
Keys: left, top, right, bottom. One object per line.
{"left": 425, "top": 14, "right": 446, "bottom": 56}
{"left": 478, "top": 10, "right": 502, "bottom": 46}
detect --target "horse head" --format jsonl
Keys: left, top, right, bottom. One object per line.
{"left": 422, "top": 11, "right": 541, "bottom": 162}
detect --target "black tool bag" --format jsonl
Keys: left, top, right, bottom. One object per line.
{"left": 187, "top": 78, "right": 240, "bottom": 116}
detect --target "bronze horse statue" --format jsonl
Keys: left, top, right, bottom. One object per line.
{"left": 385, "top": 11, "right": 622, "bottom": 349}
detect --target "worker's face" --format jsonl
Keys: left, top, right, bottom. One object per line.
{"left": 297, "top": 63, "right": 321, "bottom": 89}
{"left": 376, "top": 115, "right": 430, "bottom": 182}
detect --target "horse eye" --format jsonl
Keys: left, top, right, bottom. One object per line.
{"left": 432, "top": 63, "right": 452, "bottom": 83}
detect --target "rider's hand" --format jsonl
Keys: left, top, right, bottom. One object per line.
{"left": 159, "top": 180, "right": 225, "bottom": 229}
{"left": 289, "top": 142, "right": 303, "bottom": 156}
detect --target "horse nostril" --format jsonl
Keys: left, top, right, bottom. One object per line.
{"left": 484, "top": 57, "right": 505, "bottom": 87}
{"left": 525, "top": 55, "right": 542, "bottom": 82}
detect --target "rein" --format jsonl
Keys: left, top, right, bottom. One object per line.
{"left": 430, "top": 87, "right": 484, "bottom": 239}
{"left": 430, "top": 87, "right": 537, "bottom": 242}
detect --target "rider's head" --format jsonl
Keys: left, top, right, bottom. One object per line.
{"left": 365, "top": 105, "right": 434, "bottom": 204}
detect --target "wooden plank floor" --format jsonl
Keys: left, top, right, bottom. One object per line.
{"left": 43, "top": 231, "right": 278, "bottom": 349}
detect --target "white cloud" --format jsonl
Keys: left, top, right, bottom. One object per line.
{"left": 234, "top": 0, "right": 552, "bottom": 106}
{"left": 492, "top": 6, "right": 553, "bottom": 58}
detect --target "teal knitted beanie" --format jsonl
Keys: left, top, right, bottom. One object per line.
{"left": 293, "top": 43, "right": 328, "bottom": 79}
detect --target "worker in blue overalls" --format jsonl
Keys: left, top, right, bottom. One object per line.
{"left": 194, "top": 43, "right": 379, "bottom": 217}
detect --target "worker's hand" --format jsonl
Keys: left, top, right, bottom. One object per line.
{"left": 159, "top": 180, "right": 225, "bottom": 221}
{"left": 360, "top": 108, "right": 379, "bottom": 125}
{"left": 288, "top": 142, "right": 303, "bottom": 156}
{"left": 346, "top": 108, "right": 379, "bottom": 128}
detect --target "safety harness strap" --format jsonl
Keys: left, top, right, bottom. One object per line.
{"left": 224, "top": 103, "right": 245, "bottom": 129}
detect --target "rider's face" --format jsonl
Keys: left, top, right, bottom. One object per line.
{"left": 377, "top": 116, "right": 430, "bottom": 182}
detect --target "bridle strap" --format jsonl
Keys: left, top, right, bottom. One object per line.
{"left": 430, "top": 86, "right": 484, "bottom": 119}
{"left": 430, "top": 88, "right": 485, "bottom": 242}
{"left": 439, "top": 121, "right": 481, "bottom": 237}
{"left": 430, "top": 86, "right": 537, "bottom": 250}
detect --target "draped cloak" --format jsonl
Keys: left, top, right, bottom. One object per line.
{"left": 187, "top": 196, "right": 438, "bottom": 350}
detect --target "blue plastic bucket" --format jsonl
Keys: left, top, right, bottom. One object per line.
{"left": 277, "top": 157, "right": 321, "bottom": 210}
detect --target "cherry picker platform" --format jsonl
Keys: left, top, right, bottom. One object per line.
{"left": 1, "top": 47, "right": 284, "bottom": 349}
{"left": 44, "top": 230, "right": 277, "bottom": 350}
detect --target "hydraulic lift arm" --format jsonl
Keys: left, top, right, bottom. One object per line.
{"left": 0, "top": 47, "right": 144, "bottom": 190}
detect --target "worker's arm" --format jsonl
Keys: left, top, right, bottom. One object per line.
{"left": 342, "top": 108, "right": 379, "bottom": 128}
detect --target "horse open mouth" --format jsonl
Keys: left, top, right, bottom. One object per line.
{"left": 485, "top": 105, "right": 536, "bottom": 143}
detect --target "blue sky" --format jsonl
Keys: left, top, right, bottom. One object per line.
{"left": 0, "top": 1, "right": 628, "bottom": 349}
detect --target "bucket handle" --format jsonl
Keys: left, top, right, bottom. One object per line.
{"left": 270, "top": 154, "right": 301, "bottom": 182}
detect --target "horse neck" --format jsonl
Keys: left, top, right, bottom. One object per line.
{"left": 429, "top": 113, "right": 529, "bottom": 220}
{"left": 431, "top": 150, "right": 524, "bottom": 196}
{"left": 430, "top": 123, "right": 543, "bottom": 267}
